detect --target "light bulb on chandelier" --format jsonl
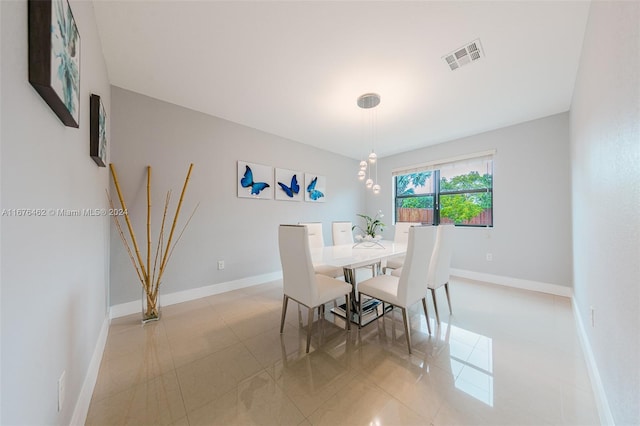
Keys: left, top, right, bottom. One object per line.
{"left": 359, "top": 160, "right": 367, "bottom": 170}
{"left": 358, "top": 170, "right": 366, "bottom": 180}
{"left": 372, "top": 184, "right": 381, "bottom": 194}
{"left": 365, "top": 178, "right": 373, "bottom": 188}
{"left": 368, "top": 151, "right": 377, "bottom": 164}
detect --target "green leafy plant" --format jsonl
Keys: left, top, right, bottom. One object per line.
{"left": 353, "top": 210, "right": 385, "bottom": 237}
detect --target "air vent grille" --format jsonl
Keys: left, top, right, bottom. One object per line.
{"left": 443, "top": 38, "right": 484, "bottom": 71}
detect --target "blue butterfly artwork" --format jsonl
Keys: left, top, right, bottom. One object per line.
{"left": 274, "top": 168, "right": 303, "bottom": 201}
{"left": 277, "top": 174, "right": 299, "bottom": 198}
{"left": 240, "top": 165, "right": 270, "bottom": 195}
{"left": 306, "top": 176, "right": 325, "bottom": 201}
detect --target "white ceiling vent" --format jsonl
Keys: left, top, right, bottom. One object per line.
{"left": 443, "top": 39, "right": 484, "bottom": 71}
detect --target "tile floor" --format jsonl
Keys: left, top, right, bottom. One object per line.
{"left": 86, "top": 278, "right": 600, "bottom": 425}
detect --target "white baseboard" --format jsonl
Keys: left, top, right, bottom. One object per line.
{"left": 451, "top": 268, "right": 573, "bottom": 297}
{"left": 69, "top": 316, "right": 110, "bottom": 426}
{"left": 110, "top": 271, "right": 283, "bottom": 319}
{"left": 572, "top": 297, "right": 615, "bottom": 426}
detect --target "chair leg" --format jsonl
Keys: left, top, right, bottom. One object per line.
{"left": 306, "top": 306, "right": 314, "bottom": 353}
{"left": 431, "top": 288, "right": 440, "bottom": 324}
{"left": 401, "top": 307, "right": 412, "bottom": 354}
{"left": 358, "top": 295, "right": 363, "bottom": 329}
{"left": 345, "top": 294, "right": 351, "bottom": 331}
{"left": 421, "top": 297, "right": 432, "bottom": 335}
{"left": 444, "top": 283, "right": 452, "bottom": 314}
{"left": 319, "top": 305, "right": 326, "bottom": 336}
{"left": 280, "top": 295, "right": 289, "bottom": 334}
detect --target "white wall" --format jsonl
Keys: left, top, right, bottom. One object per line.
{"left": 570, "top": 1, "right": 640, "bottom": 424}
{"left": 0, "top": 1, "right": 111, "bottom": 425}
{"left": 371, "top": 113, "right": 573, "bottom": 288}
{"left": 109, "top": 87, "right": 364, "bottom": 306}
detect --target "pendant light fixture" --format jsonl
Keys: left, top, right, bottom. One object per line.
{"left": 357, "top": 93, "right": 381, "bottom": 194}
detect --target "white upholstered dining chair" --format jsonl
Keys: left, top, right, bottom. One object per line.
{"left": 331, "top": 221, "right": 354, "bottom": 245}
{"left": 426, "top": 224, "right": 455, "bottom": 324}
{"left": 357, "top": 225, "right": 435, "bottom": 354}
{"left": 391, "top": 224, "right": 456, "bottom": 324}
{"left": 299, "top": 222, "right": 325, "bottom": 248}
{"left": 299, "top": 222, "right": 344, "bottom": 279}
{"left": 382, "top": 222, "right": 421, "bottom": 274}
{"left": 279, "top": 225, "right": 352, "bottom": 353}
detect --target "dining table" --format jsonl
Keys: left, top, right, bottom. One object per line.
{"left": 309, "top": 239, "right": 407, "bottom": 326}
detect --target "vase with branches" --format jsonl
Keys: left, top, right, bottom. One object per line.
{"left": 108, "top": 163, "right": 198, "bottom": 323}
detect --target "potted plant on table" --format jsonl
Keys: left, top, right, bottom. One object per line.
{"left": 353, "top": 210, "right": 385, "bottom": 242}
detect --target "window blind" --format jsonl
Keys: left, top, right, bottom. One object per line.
{"left": 391, "top": 149, "right": 496, "bottom": 176}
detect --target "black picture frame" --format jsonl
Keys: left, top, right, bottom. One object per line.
{"left": 28, "top": 0, "right": 81, "bottom": 128}
{"left": 90, "top": 94, "right": 107, "bottom": 167}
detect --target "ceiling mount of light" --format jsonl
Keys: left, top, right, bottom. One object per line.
{"left": 357, "top": 93, "right": 381, "bottom": 194}
{"left": 357, "top": 93, "right": 381, "bottom": 109}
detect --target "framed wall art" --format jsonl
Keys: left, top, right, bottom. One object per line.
{"left": 237, "top": 161, "right": 273, "bottom": 199}
{"left": 28, "top": 0, "right": 81, "bottom": 128}
{"left": 304, "top": 173, "right": 326, "bottom": 202}
{"left": 90, "top": 94, "right": 107, "bottom": 167}
{"left": 275, "top": 168, "right": 302, "bottom": 201}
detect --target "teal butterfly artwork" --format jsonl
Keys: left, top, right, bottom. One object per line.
{"left": 306, "top": 176, "right": 325, "bottom": 201}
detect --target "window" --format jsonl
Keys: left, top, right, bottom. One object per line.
{"left": 393, "top": 151, "right": 493, "bottom": 227}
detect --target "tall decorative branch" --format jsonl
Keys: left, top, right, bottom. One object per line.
{"left": 151, "top": 192, "right": 171, "bottom": 294}
{"left": 155, "top": 163, "right": 194, "bottom": 301}
{"left": 109, "top": 163, "right": 148, "bottom": 284}
{"left": 106, "top": 190, "right": 144, "bottom": 286}
{"left": 109, "top": 163, "right": 195, "bottom": 322}
{"left": 146, "top": 166, "right": 151, "bottom": 296}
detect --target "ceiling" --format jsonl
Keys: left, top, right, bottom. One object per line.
{"left": 93, "top": 1, "right": 591, "bottom": 160}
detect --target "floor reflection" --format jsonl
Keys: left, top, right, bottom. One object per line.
{"left": 433, "top": 321, "right": 494, "bottom": 406}
{"left": 87, "top": 279, "right": 600, "bottom": 425}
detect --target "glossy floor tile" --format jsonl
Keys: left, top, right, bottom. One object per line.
{"left": 86, "top": 279, "right": 600, "bottom": 425}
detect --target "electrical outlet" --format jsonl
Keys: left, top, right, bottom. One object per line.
{"left": 590, "top": 306, "right": 595, "bottom": 327}
{"left": 58, "top": 370, "right": 66, "bottom": 412}
{"left": 217, "top": 260, "right": 225, "bottom": 270}
{"left": 486, "top": 253, "right": 493, "bottom": 261}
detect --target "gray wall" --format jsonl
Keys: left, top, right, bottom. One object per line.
{"left": 570, "top": 1, "right": 640, "bottom": 424}
{"left": 0, "top": 1, "right": 111, "bottom": 424}
{"left": 371, "top": 113, "right": 573, "bottom": 287}
{"left": 109, "top": 87, "right": 364, "bottom": 305}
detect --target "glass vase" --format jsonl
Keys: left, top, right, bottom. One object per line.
{"left": 141, "top": 289, "right": 160, "bottom": 324}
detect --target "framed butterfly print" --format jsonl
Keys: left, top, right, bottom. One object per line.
{"left": 275, "top": 168, "right": 302, "bottom": 201}
{"left": 237, "top": 161, "right": 273, "bottom": 199}
{"left": 304, "top": 173, "right": 326, "bottom": 202}
{"left": 28, "top": 0, "right": 81, "bottom": 128}
{"left": 90, "top": 94, "right": 107, "bottom": 167}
